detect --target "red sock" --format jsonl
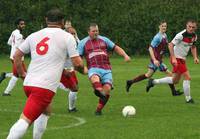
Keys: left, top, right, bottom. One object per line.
{"left": 92, "top": 82, "right": 103, "bottom": 91}
{"left": 96, "top": 95, "right": 110, "bottom": 112}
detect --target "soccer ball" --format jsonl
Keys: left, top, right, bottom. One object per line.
{"left": 122, "top": 105, "right": 136, "bottom": 117}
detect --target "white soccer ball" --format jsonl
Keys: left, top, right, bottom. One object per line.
{"left": 122, "top": 105, "right": 136, "bottom": 117}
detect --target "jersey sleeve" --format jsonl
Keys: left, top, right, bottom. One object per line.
{"left": 78, "top": 38, "right": 87, "bottom": 56}
{"left": 150, "top": 34, "right": 161, "bottom": 48}
{"left": 171, "top": 33, "right": 183, "bottom": 45}
{"left": 7, "top": 34, "right": 12, "bottom": 46}
{"left": 66, "top": 35, "right": 79, "bottom": 58}
{"left": 100, "top": 36, "right": 115, "bottom": 50}
{"left": 17, "top": 36, "right": 31, "bottom": 54}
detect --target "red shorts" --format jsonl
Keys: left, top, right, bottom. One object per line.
{"left": 60, "top": 70, "right": 78, "bottom": 90}
{"left": 171, "top": 58, "right": 187, "bottom": 74}
{"left": 23, "top": 86, "right": 55, "bottom": 123}
{"left": 11, "top": 60, "right": 27, "bottom": 77}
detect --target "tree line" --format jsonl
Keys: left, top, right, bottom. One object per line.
{"left": 0, "top": 0, "right": 199, "bottom": 55}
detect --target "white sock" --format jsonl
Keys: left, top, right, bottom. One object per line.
{"left": 68, "top": 91, "right": 77, "bottom": 110}
{"left": 58, "top": 83, "right": 69, "bottom": 92}
{"left": 4, "top": 76, "right": 18, "bottom": 94}
{"left": 6, "top": 73, "right": 13, "bottom": 78}
{"left": 183, "top": 80, "right": 191, "bottom": 101}
{"left": 153, "top": 77, "right": 173, "bottom": 84}
{"left": 33, "top": 114, "right": 49, "bottom": 139}
{"left": 7, "top": 119, "right": 29, "bottom": 139}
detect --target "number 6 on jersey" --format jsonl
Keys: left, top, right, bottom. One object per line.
{"left": 36, "top": 37, "right": 50, "bottom": 55}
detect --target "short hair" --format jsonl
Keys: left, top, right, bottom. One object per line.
{"left": 88, "top": 23, "right": 98, "bottom": 31}
{"left": 15, "top": 18, "right": 24, "bottom": 26}
{"left": 158, "top": 20, "right": 167, "bottom": 26}
{"left": 46, "top": 8, "right": 64, "bottom": 22}
{"left": 186, "top": 19, "right": 197, "bottom": 25}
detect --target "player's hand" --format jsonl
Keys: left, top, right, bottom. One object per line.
{"left": 171, "top": 57, "right": 177, "bottom": 66}
{"left": 124, "top": 55, "right": 131, "bottom": 62}
{"left": 153, "top": 60, "right": 160, "bottom": 67}
{"left": 194, "top": 58, "right": 199, "bottom": 64}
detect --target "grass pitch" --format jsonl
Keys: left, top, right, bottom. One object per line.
{"left": 0, "top": 55, "right": 200, "bottom": 139}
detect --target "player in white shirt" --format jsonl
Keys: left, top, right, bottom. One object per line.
{"left": 6, "top": 9, "right": 85, "bottom": 139}
{"left": 146, "top": 20, "right": 199, "bottom": 103}
{"left": 58, "top": 26, "right": 81, "bottom": 112}
{"left": 1, "top": 18, "right": 26, "bottom": 96}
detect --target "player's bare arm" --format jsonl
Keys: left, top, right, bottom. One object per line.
{"left": 13, "top": 48, "right": 26, "bottom": 78}
{"left": 113, "top": 45, "right": 131, "bottom": 62}
{"left": 191, "top": 45, "right": 199, "bottom": 64}
{"left": 148, "top": 46, "right": 160, "bottom": 66}
{"left": 168, "top": 42, "right": 177, "bottom": 66}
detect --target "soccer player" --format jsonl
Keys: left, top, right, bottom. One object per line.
{"left": 59, "top": 26, "right": 80, "bottom": 112}
{"left": 6, "top": 8, "right": 85, "bottom": 139}
{"left": 146, "top": 19, "right": 199, "bottom": 103}
{"left": 1, "top": 18, "right": 26, "bottom": 96}
{"left": 78, "top": 23, "right": 131, "bottom": 115}
{"left": 126, "top": 21, "right": 182, "bottom": 96}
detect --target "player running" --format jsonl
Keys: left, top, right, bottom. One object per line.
{"left": 126, "top": 21, "right": 182, "bottom": 96}
{"left": 1, "top": 18, "right": 26, "bottom": 96}
{"left": 146, "top": 19, "right": 199, "bottom": 103}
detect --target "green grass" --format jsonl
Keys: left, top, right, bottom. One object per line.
{"left": 0, "top": 55, "right": 200, "bottom": 139}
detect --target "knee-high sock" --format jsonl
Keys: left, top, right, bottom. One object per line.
{"left": 183, "top": 80, "right": 191, "bottom": 101}
{"left": 33, "top": 114, "right": 49, "bottom": 139}
{"left": 153, "top": 77, "right": 173, "bottom": 84}
{"left": 96, "top": 94, "right": 110, "bottom": 112}
{"left": 130, "top": 74, "right": 147, "bottom": 84}
{"left": 7, "top": 119, "right": 29, "bottom": 139}
{"left": 4, "top": 76, "right": 18, "bottom": 94}
{"left": 6, "top": 73, "right": 13, "bottom": 78}
{"left": 68, "top": 91, "right": 78, "bottom": 110}
{"left": 168, "top": 84, "right": 176, "bottom": 94}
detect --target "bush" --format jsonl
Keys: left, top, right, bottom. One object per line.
{"left": 0, "top": 0, "right": 199, "bottom": 55}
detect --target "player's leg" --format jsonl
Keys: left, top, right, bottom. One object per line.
{"left": 182, "top": 71, "right": 193, "bottom": 103}
{"left": 3, "top": 61, "right": 26, "bottom": 96}
{"left": 95, "top": 70, "right": 112, "bottom": 115}
{"left": 6, "top": 86, "right": 32, "bottom": 139}
{"left": 7, "top": 86, "right": 55, "bottom": 139}
{"left": 33, "top": 104, "right": 52, "bottom": 139}
{"left": 68, "top": 71, "right": 79, "bottom": 112}
{"left": 95, "top": 83, "right": 111, "bottom": 115}
{"left": 146, "top": 60, "right": 183, "bottom": 92}
{"left": 89, "top": 68, "right": 106, "bottom": 100}
{"left": 60, "top": 70, "right": 79, "bottom": 112}
{"left": 2, "top": 75, "right": 18, "bottom": 96}
{"left": 0, "top": 72, "right": 13, "bottom": 84}
{"left": 164, "top": 69, "right": 183, "bottom": 96}
{"left": 6, "top": 113, "right": 30, "bottom": 139}
{"left": 126, "top": 63, "right": 155, "bottom": 92}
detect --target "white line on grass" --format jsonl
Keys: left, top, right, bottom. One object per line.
{"left": 0, "top": 108, "right": 86, "bottom": 136}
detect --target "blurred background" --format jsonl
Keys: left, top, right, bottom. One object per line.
{"left": 0, "top": 0, "right": 199, "bottom": 55}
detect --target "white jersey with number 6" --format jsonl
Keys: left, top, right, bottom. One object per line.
{"left": 17, "top": 28, "right": 79, "bottom": 92}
